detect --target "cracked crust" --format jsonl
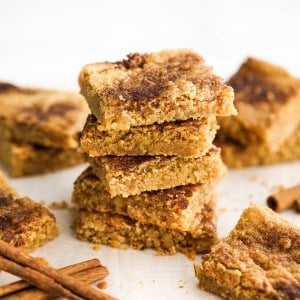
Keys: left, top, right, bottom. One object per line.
{"left": 74, "top": 195, "right": 217, "bottom": 258}
{"left": 219, "top": 58, "right": 300, "bottom": 151}
{"left": 89, "top": 147, "right": 226, "bottom": 197}
{"left": 79, "top": 49, "right": 235, "bottom": 130}
{"left": 0, "top": 82, "right": 89, "bottom": 149}
{"left": 216, "top": 126, "right": 300, "bottom": 168}
{"left": 80, "top": 114, "right": 218, "bottom": 157}
{"left": 195, "top": 204, "right": 300, "bottom": 299}
{"left": 72, "top": 167, "right": 215, "bottom": 232}
{"left": 0, "top": 139, "right": 85, "bottom": 177}
{"left": 0, "top": 171, "right": 59, "bottom": 251}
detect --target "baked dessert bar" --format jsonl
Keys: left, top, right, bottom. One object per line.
{"left": 0, "top": 82, "right": 89, "bottom": 149}
{"left": 0, "top": 172, "right": 59, "bottom": 251}
{"left": 218, "top": 57, "right": 300, "bottom": 151}
{"left": 0, "top": 139, "right": 85, "bottom": 177}
{"left": 216, "top": 126, "right": 300, "bottom": 168}
{"left": 72, "top": 167, "right": 214, "bottom": 232}
{"left": 89, "top": 147, "right": 226, "bottom": 197}
{"left": 195, "top": 204, "right": 300, "bottom": 299}
{"left": 74, "top": 196, "right": 217, "bottom": 258}
{"left": 79, "top": 49, "right": 235, "bottom": 131}
{"left": 80, "top": 114, "right": 217, "bottom": 157}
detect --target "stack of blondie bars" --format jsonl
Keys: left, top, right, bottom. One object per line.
{"left": 217, "top": 58, "right": 300, "bottom": 167}
{"left": 0, "top": 83, "right": 89, "bottom": 176}
{"left": 72, "top": 49, "right": 236, "bottom": 257}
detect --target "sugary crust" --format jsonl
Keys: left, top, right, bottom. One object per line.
{"left": 0, "top": 172, "right": 59, "bottom": 251}
{"left": 219, "top": 58, "right": 300, "bottom": 151}
{"left": 79, "top": 49, "right": 235, "bottom": 130}
{"left": 72, "top": 167, "right": 214, "bottom": 232}
{"left": 195, "top": 204, "right": 300, "bottom": 299}
{"left": 74, "top": 196, "right": 217, "bottom": 258}
{"left": 0, "top": 139, "right": 85, "bottom": 177}
{"left": 80, "top": 114, "right": 218, "bottom": 157}
{"left": 89, "top": 147, "right": 226, "bottom": 197}
{"left": 0, "top": 82, "right": 89, "bottom": 149}
{"left": 216, "top": 126, "right": 300, "bottom": 168}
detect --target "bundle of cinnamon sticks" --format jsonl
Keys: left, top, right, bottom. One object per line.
{"left": 0, "top": 240, "right": 116, "bottom": 300}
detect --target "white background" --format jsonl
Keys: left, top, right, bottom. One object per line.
{"left": 1, "top": 0, "right": 300, "bottom": 87}
{"left": 0, "top": 1, "right": 300, "bottom": 299}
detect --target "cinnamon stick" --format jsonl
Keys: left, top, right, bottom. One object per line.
{"left": 0, "top": 258, "right": 102, "bottom": 297}
{"left": 0, "top": 240, "right": 116, "bottom": 300}
{"left": 296, "top": 199, "right": 300, "bottom": 212}
{"left": 267, "top": 184, "right": 300, "bottom": 212}
{"left": 0, "top": 256, "right": 82, "bottom": 300}
{"left": 2, "top": 266, "right": 109, "bottom": 300}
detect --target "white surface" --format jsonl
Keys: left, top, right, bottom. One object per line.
{"left": 0, "top": 1, "right": 300, "bottom": 299}
{"left": 0, "top": 162, "right": 299, "bottom": 300}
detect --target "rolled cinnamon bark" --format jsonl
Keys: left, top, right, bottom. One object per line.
{"left": 267, "top": 184, "right": 300, "bottom": 212}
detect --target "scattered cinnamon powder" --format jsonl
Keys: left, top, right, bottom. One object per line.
{"left": 93, "top": 244, "right": 100, "bottom": 251}
{"left": 177, "top": 280, "right": 187, "bottom": 288}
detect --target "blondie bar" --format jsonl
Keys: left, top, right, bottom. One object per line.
{"left": 0, "top": 82, "right": 89, "bottom": 149}
{"left": 0, "top": 139, "right": 85, "bottom": 177}
{"left": 219, "top": 58, "right": 300, "bottom": 151}
{"left": 79, "top": 49, "right": 235, "bottom": 131}
{"left": 74, "top": 196, "right": 216, "bottom": 258}
{"left": 0, "top": 172, "right": 59, "bottom": 251}
{"left": 216, "top": 126, "right": 300, "bottom": 168}
{"left": 72, "top": 167, "right": 214, "bottom": 232}
{"left": 195, "top": 204, "right": 300, "bottom": 299}
{"left": 89, "top": 147, "right": 226, "bottom": 197}
{"left": 80, "top": 114, "right": 217, "bottom": 157}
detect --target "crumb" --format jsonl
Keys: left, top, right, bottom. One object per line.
{"left": 39, "top": 200, "right": 46, "bottom": 205}
{"left": 177, "top": 280, "right": 187, "bottom": 288}
{"left": 48, "top": 200, "right": 69, "bottom": 210}
{"left": 35, "top": 257, "right": 49, "bottom": 265}
{"left": 139, "top": 280, "right": 144, "bottom": 288}
{"left": 97, "top": 282, "right": 108, "bottom": 289}
{"left": 152, "top": 280, "right": 155, "bottom": 283}
{"left": 92, "top": 244, "right": 100, "bottom": 251}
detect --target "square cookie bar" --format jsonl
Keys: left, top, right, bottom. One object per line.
{"left": 80, "top": 114, "right": 217, "bottom": 157}
{"left": 89, "top": 147, "right": 226, "bottom": 197}
{"left": 0, "top": 139, "right": 85, "bottom": 177}
{"left": 0, "top": 82, "right": 89, "bottom": 149}
{"left": 0, "top": 172, "right": 59, "bottom": 251}
{"left": 74, "top": 195, "right": 216, "bottom": 258}
{"left": 79, "top": 49, "right": 235, "bottom": 130}
{"left": 195, "top": 204, "right": 300, "bottom": 299}
{"left": 218, "top": 58, "right": 300, "bottom": 151}
{"left": 72, "top": 167, "right": 214, "bottom": 232}
{"left": 216, "top": 126, "right": 300, "bottom": 168}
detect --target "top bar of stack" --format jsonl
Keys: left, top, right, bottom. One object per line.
{"left": 79, "top": 49, "right": 236, "bottom": 131}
